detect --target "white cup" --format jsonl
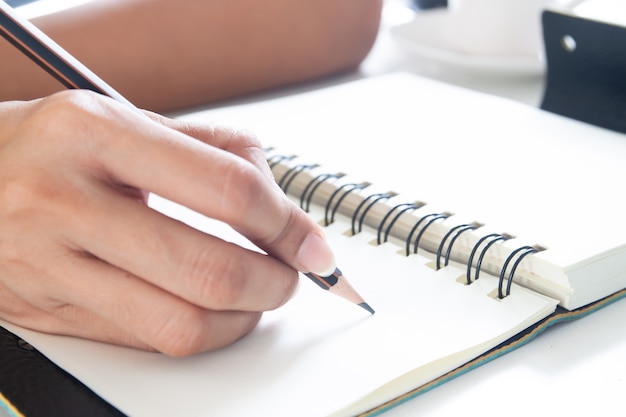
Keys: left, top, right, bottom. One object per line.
{"left": 447, "top": 0, "right": 576, "bottom": 57}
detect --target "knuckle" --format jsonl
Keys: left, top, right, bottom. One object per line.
{"left": 0, "top": 280, "right": 32, "bottom": 318}
{"left": 0, "top": 175, "right": 39, "bottom": 216}
{"left": 217, "top": 162, "right": 266, "bottom": 222}
{"left": 219, "top": 126, "right": 263, "bottom": 153}
{"left": 0, "top": 233, "right": 28, "bottom": 270}
{"left": 225, "top": 130, "right": 273, "bottom": 179}
{"left": 31, "top": 90, "right": 96, "bottom": 128}
{"left": 182, "top": 245, "right": 247, "bottom": 309}
{"left": 0, "top": 158, "right": 82, "bottom": 241}
{"left": 29, "top": 90, "right": 122, "bottom": 154}
{"left": 150, "top": 307, "right": 209, "bottom": 357}
{"left": 149, "top": 308, "right": 262, "bottom": 357}
{"left": 231, "top": 128, "right": 263, "bottom": 152}
{"left": 0, "top": 187, "right": 57, "bottom": 273}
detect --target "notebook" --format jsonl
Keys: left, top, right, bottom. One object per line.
{"left": 2, "top": 72, "right": 625, "bottom": 417}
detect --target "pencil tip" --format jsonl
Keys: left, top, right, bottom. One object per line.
{"left": 358, "top": 302, "right": 375, "bottom": 315}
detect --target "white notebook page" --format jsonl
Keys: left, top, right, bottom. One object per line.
{"left": 183, "top": 73, "right": 626, "bottom": 309}
{"left": 1, "top": 195, "right": 557, "bottom": 417}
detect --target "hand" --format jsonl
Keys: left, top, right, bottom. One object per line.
{"left": 0, "top": 90, "right": 335, "bottom": 356}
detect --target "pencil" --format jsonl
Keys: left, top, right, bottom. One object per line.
{"left": 306, "top": 269, "right": 375, "bottom": 314}
{"left": 0, "top": 0, "right": 134, "bottom": 109}
{"left": 0, "top": 1, "right": 374, "bottom": 315}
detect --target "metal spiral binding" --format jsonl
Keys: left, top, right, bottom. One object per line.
{"left": 277, "top": 163, "right": 318, "bottom": 194}
{"left": 350, "top": 192, "right": 396, "bottom": 236}
{"left": 405, "top": 213, "right": 451, "bottom": 256}
{"left": 266, "top": 152, "right": 546, "bottom": 298}
{"left": 377, "top": 202, "right": 424, "bottom": 245}
{"left": 300, "top": 172, "right": 345, "bottom": 212}
{"left": 267, "top": 153, "right": 295, "bottom": 170}
{"left": 466, "top": 233, "right": 512, "bottom": 285}
{"left": 436, "top": 222, "right": 482, "bottom": 270}
{"left": 324, "top": 182, "right": 370, "bottom": 226}
{"left": 498, "top": 246, "right": 541, "bottom": 299}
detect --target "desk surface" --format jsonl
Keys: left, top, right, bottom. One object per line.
{"left": 364, "top": 0, "right": 546, "bottom": 106}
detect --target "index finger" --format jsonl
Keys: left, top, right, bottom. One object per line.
{"left": 96, "top": 100, "right": 337, "bottom": 277}
{"left": 145, "top": 112, "right": 275, "bottom": 182}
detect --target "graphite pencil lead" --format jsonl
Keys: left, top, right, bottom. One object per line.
{"left": 304, "top": 268, "right": 374, "bottom": 314}
{"left": 358, "top": 302, "right": 376, "bottom": 315}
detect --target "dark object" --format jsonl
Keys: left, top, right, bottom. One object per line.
{"left": 0, "top": 2, "right": 135, "bottom": 107}
{"left": 412, "top": 0, "right": 447, "bottom": 10}
{"left": 541, "top": 10, "right": 626, "bottom": 133}
{"left": 0, "top": 326, "right": 126, "bottom": 417}
{"left": 3, "top": 0, "right": 38, "bottom": 7}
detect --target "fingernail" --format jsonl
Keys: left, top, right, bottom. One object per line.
{"left": 298, "top": 232, "right": 336, "bottom": 276}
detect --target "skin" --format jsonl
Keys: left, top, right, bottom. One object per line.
{"left": 0, "top": 0, "right": 383, "bottom": 112}
{"left": 0, "top": 0, "right": 382, "bottom": 356}
{"left": 0, "top": 91, "right": 341, "bottom": 356}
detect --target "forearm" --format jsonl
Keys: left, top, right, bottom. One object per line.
{"left": 0, "top": 0, "right": 382, "bottom": 112}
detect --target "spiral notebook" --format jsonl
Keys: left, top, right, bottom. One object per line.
{"left": 2, "top": 73, "right": 626, "bottom": 417}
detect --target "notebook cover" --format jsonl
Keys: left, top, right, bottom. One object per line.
{"left": 0, "top": 327, "right": 124, "bottom": 417}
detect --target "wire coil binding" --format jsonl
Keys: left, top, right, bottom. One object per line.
{"left": 266, "top": 152, "right": 545, "bottom": 298}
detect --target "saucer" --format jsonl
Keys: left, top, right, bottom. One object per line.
{"left": 390, "top": 10, "right": 545, "bottom": 76}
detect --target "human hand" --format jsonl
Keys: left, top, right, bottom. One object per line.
{"left": 0, "top": 90, "right": 335, "bottom": 356}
